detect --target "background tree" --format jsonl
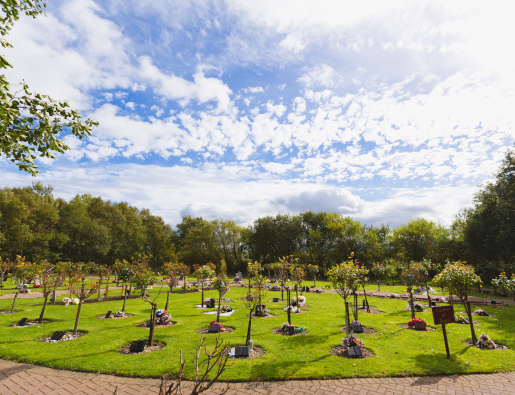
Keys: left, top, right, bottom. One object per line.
{"left": 193, "top": 264, "right": 215, "bottom": 307}
{"left": 400, "top": 262, "right": 423, "bottom": 319}
{"left": 162, "top": 261, "right": 184, "bottom": 310}
{"left": 10, "top": 255, "right": 37, "bottom": 312}
{"left": 113, "top": 259, "right": 134, "bottom": 313}
{"left": 94, "top": 264, "right": 111, "bottom": 302}
{"left": 0, "top": 257, "right": 14, "bottom": 289}
{"left": 434, "top": 261, "right": 481, "bottom": 343}
{"left": 0, "top": 0, "right": 97, "bottom": 175}
{"left": 289, "top": 264, "right": 306, "bottom": 308}
{"left": 276, "top": 257, "right": 293, "bottom": 301}
{"left": 389, "top": 218, "right": 442, "bottom": 262}
{"left": 212, "top": 272, "right": 229, "bottom": 323}
{"left": 37, "top": 260, "right": 59, "bottom": 323}
{"left": 306, "top": 264, "right": 319, "bottom": 287}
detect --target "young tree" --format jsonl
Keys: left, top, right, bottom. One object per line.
{"left": 0, "top": 0, "right": 97, "bottom": 176}
{"left": 133, "top": 268, "right": 161, "bottom": 346}
{"left": 162, "top": 261, "right": 184, "bottom": 310}
{"left": 492, "top": 272, "right": 510, "bottom": 298}
{"left": 113, "top": 259, "right": 134, "bottom": 313}
{"left": 94, "top": 264, "right": 112, "bottom": 302}
{"left": 277, "top": 256, "right": 295, "bottom": 300}
{"left": 419, "top": 259, "right": 442, "bottom": 307}
{"left": 0, "top": 257, "right": 14, "bottom": 289}
{"left": 350, "top": 264, "right": 369, "bottom": 321}
{"left": 70, "top": 263, "right": 99, "bottom": 336}
{"left": 243, "top": 277, "right": 267, "bottom": 347}
{"left": 246, "top": 261, "right": 263, "bottom": 290}
{"left": 212, "top": 272, "right": 229, "bottom": 323}
{"left": 11, "top": 256, "right": 37, "bottom": 312}
{"left": 400, "top": 262, "right": 422, "bottom": 319}
{"left": 37, "top": 261, "right": 59, "bottom": 324}
{"left": 193, "top": 264, "right": 215, "bottom": 307}
{"left": 306, "top": 264, "right": 319, "bottom": 287}
{"left": 327, "top": 253, "right": 361, "bottom": 336}
{"left": 289, "top": 264, "right": 306, "bottom": 309}
{"left": 434, "top": 261, "right": 482, "bottom": 343}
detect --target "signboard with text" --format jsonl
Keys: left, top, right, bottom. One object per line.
{"left": 432, "top": 305, "right": 455, "bottom": 325}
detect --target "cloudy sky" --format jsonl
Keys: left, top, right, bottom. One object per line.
{"left": 2, "top": 0, "right": 514, "bottom": 227}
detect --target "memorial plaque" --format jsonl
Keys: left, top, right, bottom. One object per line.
{"left": 352, "top": 323, "right": 363, "bottom": 333}
{"left": 235, "top": 346, "right": 249, "bottom": 357}
{"left": 51, "top": 331, "right": 66, "bottom": 341}
{"left": 130, "top": 340, "right": 146, "bottom": 352}
{"left": 491, "top": 300, "right": 496, "bottom": 304}
{"left": 208, "top": 324, "right": 220, "bottom": 333}
{"left": 288, "top": 326, "right": 295, "bottom": 336}
{"left": 347, "top": 346, "right": 363, "bottom": 358}
{"left": 272, "top": 298, "right": 279, "bottom": 302}
{"left": 105, "top": 311, "right": 112, "bottom": 319}
{"left": 432, "top": 305, "right": 455, "bottom": 325}
{"left": 17, "top": 318, "right": 28, "bottom": 326}
{"left": 431, "top": 301, "right": 437, "bottom": 307}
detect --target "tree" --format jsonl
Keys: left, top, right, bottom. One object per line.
{"left": 306, "top": 264, "right": 319, "bottom": 287}
{"left": 70, "top": 262, "right": 99, "bottom": 336}
{"left": 133, "top": 267, "right": 162, "bottom": 346}
{"left": 162, "top": 261, "right": 184, "bottom": 310}
{"left": 0, "top": 257, "right": 14, "bottom": 289}
{"left": 390, "top": 218, "right": 442, "bottom": 262}
{"left": 434, "top": 261, "right": 481, "bottom": 343}
{"left": 94, "top": 264, "right": 112, "bottom": 302}
{"left": 10, "top": 255, "right": 37, "bottom": 312}
{"left": 0, "top": 0, "right": 97, "bottom": 175}
{"left": 212, "top": 272, "right": 229, "bottom": 323}
{"left": 113, "top": 259, "right": 134, "bottom": 313}
{"left": 193, "top": 264, "right": 215, "bottom": 307}
{"left": 243, "top": 276, "right": 267, "bottom": 347}
{"left": 37, "top": 260, "right": 59, "bottom": 323}
{"left": 400, "top": 262, "right": 423, "bottom": 320}
{"left": 289, "top": 264, "right": 306, "bottom": 309}
{"left": 327, "top": 254, "right": 361, "bottom": 336}
{"left": 277, "top": 257, "right": 293, "bottom": 301}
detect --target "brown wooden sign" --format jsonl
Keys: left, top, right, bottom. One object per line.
{"left": 432, "top": 305, "right": 455, "bottom": 325}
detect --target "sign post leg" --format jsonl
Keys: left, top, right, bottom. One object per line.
{"left": 442, "top": 323, "right": 450, "bottom": 358}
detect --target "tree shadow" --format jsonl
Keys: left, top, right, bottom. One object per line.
{"left": 411, "top": 351, "right": 468, "bottom": 378}
{"left": 248, "top": 352, "right": 332, "bottom": 381}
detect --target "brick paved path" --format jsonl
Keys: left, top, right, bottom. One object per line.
{"left": 1, "top": 359, "right": 514, "bottom": 395}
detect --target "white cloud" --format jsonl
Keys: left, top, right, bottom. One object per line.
{"left": 298, "top": 64, "right": 342, "bottom": 88}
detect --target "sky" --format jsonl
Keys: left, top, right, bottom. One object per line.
{"left": 2, "top": 0, "right": 515, "bottom": 228}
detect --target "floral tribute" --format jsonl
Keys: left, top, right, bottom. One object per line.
{"left": 271, "top": 285, "right": 281, "bottom": 291}
{"left": 220, "top": 305, "right": 232, "bottom": 313}
{"left": 343, "top": 333, "right": 364, "bottom": 349}
{"left": 210, "top": 321, "right": 224, "bottom": 330}
{"left": 114, "top": 311, "right": 126, "bottom": 317}
{"left": 291, "top": 295, "right": 306, "bottom": 305}
{"left": 407, "top": 317, "right": 427, "bottom": 328}
{"left": 281, "top": 322, "right": 306, "bottom": 334}
{"left": 455, "top": 313, "right": 466, "bottom": 323}
{"left": 477, "top": 333, "right": 497, "bottom": 349}
{"left": 155, "top": 309, "right": 171, "bottom": 325}
{"left": 474, "top": 308, "right": 489, "bottom": 316}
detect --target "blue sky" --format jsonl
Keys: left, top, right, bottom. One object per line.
{"left": 2, "top": 0, "right": 515, "bottom": 227}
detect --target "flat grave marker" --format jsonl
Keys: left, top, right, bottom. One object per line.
{"left": 17, "top": 318, "right": 28, "bottom": 326}
{"left": 105, "top": 311, "right": 112, "bottom": 319}
{"left": 51, "top": 331, "right": 66, "bottom": 341}
{"left": 235, "top": 346, "right": 249, "bottom": 357}
{"left": 130, "top": 340, "right": 146, "bottom": 352}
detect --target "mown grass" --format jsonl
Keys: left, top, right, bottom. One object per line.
{"left": 1, "top": 284, "right": 514, "bottom": 381}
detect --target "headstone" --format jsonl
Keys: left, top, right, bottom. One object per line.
{"left": 208, "top": 324, "right": 220, "bottom": 333}
{"left": 463, "top": 318, "right": 470, "bottom": 324}
{"left": 51, "top": 331, "right": 66, "bottom": 341}
{"left": 352, "top": 323, "right": 363, "bottom": 333}
{"left": 288, "top": 326, "right": 295, "bottom": 336}
{"left": 17, "top": 318, "right": 28, "bottom": 326}
{"left": 130, "top": 340, "right": 146, "bottom": 352}
{"left": 272, "top": 298, "right": 279, "bottom": 302}
{"left": 491, "top": 301, "right": 496, "bottom": 304}
{"left": 105, "top": 311, "right": 112, "bottom": 319}
{"left": 235, "top": 346, "right": 249, "bottom": 357}
{"left": 431, "top": 301, "right": 437, "bottom": 307}
{"left": 347, "top": 346, "right": 363, "bottom": 358}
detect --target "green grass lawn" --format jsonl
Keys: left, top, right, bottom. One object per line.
{"left": 1, "top": 285, "right": 514, "bottom": 381}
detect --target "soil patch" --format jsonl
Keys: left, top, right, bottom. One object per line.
{"left": 39, "top": 332, "right": 85, "bottom": 343}
{"left": 8, "top": 320, "right": 50, "bottom": 328}
{"left": 397, "top": 323, "right": 436, "bottom": 331}
{"left": 357, "top": 306, "right": 385, "bottom": 314}
{"left": 95, "top": 313, "right": 133, "bottom": 320}
{"left": 196, "top": 327, "right": 235, "bottom": 334}
{"left": 272, "top": 328, "right": 308, "bottom": 337}
{"left": 136, "top": 321, "right": 176, "bottom": 329}
{"left": 340, "top": 326, "right": 377, "bottom": 334}
{"left": 331, "top": 345, "right": 374, "bottom": 358}
{"left": 0, "top": 310, "right": 22, "bottom": 315}
{"left": 462, "top": 339, "right": 509, "bottom": 350}
{"left": 228, "top": 346, "right": 266, "bottom": 359}
{"left": 118, "top": 341, "right": 165, "bottom": 355}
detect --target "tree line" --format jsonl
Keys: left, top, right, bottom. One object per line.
{"left": 1, "top": 148, "right": 515, "bottom": 280}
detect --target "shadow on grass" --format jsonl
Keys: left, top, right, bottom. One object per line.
{"left": 248, "top": 352, "right": 332, "bottom": 381}
{"left": 411, "top": 351, "right": 468, "bottom": 378}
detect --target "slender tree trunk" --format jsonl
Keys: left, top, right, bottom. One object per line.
{"left": 425, "top": 280, "right": 432, "bottom": 307}
{"left": 345, "top": 301, "right": 350, "bottom": 336}
{"left": 165, "top": 290, "right": 170, "bottom": 311}
{"left": 281, "top": 281, "right": 284, "bottom": 301}
{"left": 314, "top": 275, "right": 316, "bottom": 287}
{"left": 39, "top": 293, "right": 49, "bottom": 324}
{"left": 246, "top": 308, "right": 253, "bottom": 346}
{"left": 465, "top": 300, "right": 477, "bottom": 344}
{"left": 217, "top": 293, "right": 222, "bottom": 323}
{"left": 122, "top": 288, "right": 127, "bottom": 312}
{"left": 105, "top": 278, "right": 109, "bottom": 298}
{"left": 295, "top": 286, "right": 299, "bottom": 311}
{"left": 377, "top": 279, "right": 380, "bottom": 291}
{"left": 121, "top": 282, "right": 125, "bottom": 299}
{"left": 148, "top": 303, "right": 156, "bottom": 346}
{"left": 363, "top": 285, "right": 370, "bottom": 313}
{"left": 201, "top": 283, "right": 204, "bottom": 307}
{"left": 410, "top": 289, "right": 415, "bottom": 319}
{"left": 97, "top": 276, "right": 103, "bottom": 301}
{"left": 11, "top": 291, "right": 19, "bottom": 313}
{"left": 183, "top": 276, "right": 186, "bottom": 293}
{"left": 73, "top": 299, "right": 83, "bottom": 336}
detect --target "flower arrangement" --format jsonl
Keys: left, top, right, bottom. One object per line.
{"left": 351, "top": 320, "right": 361, "bottom": 325}
{"left": 292, "top": 295, "right": 306, "bottom": 304}
{"left": 220, "top": 304, "right": 232, "bottom": 313}
{"left": 390, "top": 293, "right": 398, "bottom": 298}
{"left": 271, "top": 285, "right": 281, "bottom": 291}
{"left": 284, "top": 305, "right": 300, "bottom": 313}
{"left": 281, "top": 322, "right": 305, "bottom": 333}
{"left": 414, "top": 303, "right": 424, "bottom": 312}
{"left": 156, "top": 309, "right": 171, "bottom": 325}
{"left": 407, "top": 317, "right": 426, "bottom": 328}
{"left": 254, "top": 305, "right": 270, "bottom": 317}
{"left": 114, "top": 311, "right": 125, "bottom": 317}
{"left": 210, "top": 321, "right": 224, "bottom": 330}
{"left": 474, "top": 308, "right": 489, "bottom": 316}
{"left": 455, "top": 313, "right": 466, "bottom": 323}
{"left": 343, "top": 333, "right": 364, "bottom": 349}
{"left": 477, "top": 333, "right": 496, "bottom": 349}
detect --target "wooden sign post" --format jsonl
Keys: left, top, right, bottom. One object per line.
{"left": 432, "top": 305, "right": 455, "bottom": 358}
